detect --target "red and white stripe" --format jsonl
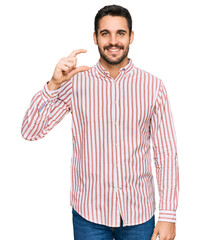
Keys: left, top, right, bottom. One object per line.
{"left": 21, "top": 59, "right": 179, "bottom": 227}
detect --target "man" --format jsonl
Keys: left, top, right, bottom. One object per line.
{"left": 21, "top": 5, "right": 179, "bottom": 240}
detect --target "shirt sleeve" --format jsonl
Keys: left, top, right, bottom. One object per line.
{"left": 21, "top": 79, "right": 72, "bottom": 141}
{"left": 150, "top": 80, "right": 179, "bottom": 223}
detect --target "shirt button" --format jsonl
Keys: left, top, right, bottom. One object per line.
{"left": 115, "top": 121, "right": 118, "bottom": 125}
{"left": 115, "top": 100, "right": 118, "bottom": 103}
{"left": 115, "top": 143, "right": 118, "bottom": 146}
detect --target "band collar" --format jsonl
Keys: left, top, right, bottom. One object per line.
{"left": 96, "top": 58, "right": 134, "bottom": 78}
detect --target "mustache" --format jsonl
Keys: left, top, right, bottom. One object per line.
{"left": 104, "top": 44, "right": 124, "bottom": 50}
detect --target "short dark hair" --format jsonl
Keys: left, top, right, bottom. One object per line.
{"left": 94, "top": 5, "right": 132, "bottom": 35}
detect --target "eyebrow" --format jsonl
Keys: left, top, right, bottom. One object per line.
{"left": 99, "top": 29, "right": 127, "bottom": 34}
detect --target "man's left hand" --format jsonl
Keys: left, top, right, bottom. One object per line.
{"left": 151, "top": 221, "right": 176, "bottom": 240}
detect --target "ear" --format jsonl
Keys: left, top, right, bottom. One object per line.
{"left": 130, "top": 31, "right": 134, "bottom": 44}
{"left": 93, "top": 32, "right": 98, "bottom": 45}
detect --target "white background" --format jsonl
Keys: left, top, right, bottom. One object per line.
{"left": 0, "top": 0, "right": 199, "bottom": 239}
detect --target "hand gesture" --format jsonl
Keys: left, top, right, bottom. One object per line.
{"left": 48, "top": 49, "right": 89, "bottom": 90}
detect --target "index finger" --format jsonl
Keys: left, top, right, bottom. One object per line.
{"left": 68, "top": 49, "right": 87, "bottom": 58}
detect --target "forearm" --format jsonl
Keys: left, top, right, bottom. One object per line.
{"left": 155, "top": 152, "right": 179, "bottom": 222}
{"left": 21, "top": 82, "right": 71, "bottom": 141}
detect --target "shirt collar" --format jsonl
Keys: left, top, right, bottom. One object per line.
{"left": 95, "top": 58, "right": 134, "bottom": 78}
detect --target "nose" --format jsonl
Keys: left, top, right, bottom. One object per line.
{"left": 109, "top": 34, "right": 118, "bottom": 45}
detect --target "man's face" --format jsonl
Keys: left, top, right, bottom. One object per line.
{"left": 94, "top": 15, "right": 134, "bottom": 65}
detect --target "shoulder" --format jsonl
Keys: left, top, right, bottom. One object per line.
{"left": 133, "top": 65, "right": 164, "bottom": 89}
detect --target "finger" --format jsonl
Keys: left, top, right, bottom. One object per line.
{"left": 66, "top": 65, "right": 89, "bottom": 80}
{"left": 61, "top": 57, "right": 76, "bottom": 63}
{"left": 151, "top": 231, "right": 159, "bottom": 240}
{"left": 59, "top": 65, "right": 70, "bottom": 74}
{"left": 60, "top": 58, "right": 77, "bottom": 69}
{"left": 60, "top": 61, "right": 75, "bottom": 69}
{"left": 70, "top": 66, "right": 89, "bottom": 75}
{"left": 72, "top": 65, "right": 90, "bottom": 74}
{"left": 68, "top": 49, "right": 87, "bottom": 58}
{"left": 56, "top": 62, "right": 73, "bottom": 74}
{"left": 66, "top": 58, "right": 77, "bottom": 68}
{"left": 60, "top": 61, "right": 74, "bottom": 69}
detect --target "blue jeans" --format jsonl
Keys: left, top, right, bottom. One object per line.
{"left": 72, "top": 208, "right": 155, "bottom": 240}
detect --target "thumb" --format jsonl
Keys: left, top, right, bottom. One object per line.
{"left": 151, "top": 228, "right": 159, "bottom": 240}
{"left": 67, "top": 66, "right": 90, "bottom": 79}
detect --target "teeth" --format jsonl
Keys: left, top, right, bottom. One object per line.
{"left": 108, "top": 48, "right": 120, "bottom": 52}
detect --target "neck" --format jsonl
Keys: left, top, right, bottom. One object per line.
{"left": 99, "top": 57, "right": 129, "bottom": 79}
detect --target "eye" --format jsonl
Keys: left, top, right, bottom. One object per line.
{"left": 102, "top": 32, "right": 108, "bottom": 36}
{"left": 118, "top": 31, "right": 125, "bottom": 36}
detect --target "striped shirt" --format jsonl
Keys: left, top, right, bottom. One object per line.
{"left": 21, "top": 59, "right": 179, "bottom": 227}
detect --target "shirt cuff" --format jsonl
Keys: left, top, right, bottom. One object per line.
{"left": 158, "top": 210, "right": 177, "bottom": 223}
{"left": 42, "top": 82, "right": 61, "bottom": 101}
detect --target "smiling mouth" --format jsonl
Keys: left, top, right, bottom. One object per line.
{"left": 108, "top": 48, "right": 121, "bottom": 52}
{"left": 106, "top": 48, "right": 123, "bottom": 54}
{"left": 104, "top": 45, "right": 124, "bottom": 52}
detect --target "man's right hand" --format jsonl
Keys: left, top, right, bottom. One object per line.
{"left": 48, "top": 49, "right": 89, "bottom": 90}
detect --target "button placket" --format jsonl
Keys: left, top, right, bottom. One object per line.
{"left": 113, "top": 80, "right": 122, "bottom": 192}
{"left": 114, "top": 81, "right": 118, "bottom": 148}
{"left": 111, "top": 80, "right": 117, "bottom": 190}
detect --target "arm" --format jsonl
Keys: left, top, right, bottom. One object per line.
{"left": 150, "top": 80, "right": 179, "bottom": 240}
{"left": 21, "top": 81, "right": 72, "bottom": 141}
{"left": 21, "top": 49, "right": 89, "bottom": 141}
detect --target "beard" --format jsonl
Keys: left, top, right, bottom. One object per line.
{"left": 98, "top": 43, "right": 129, "bottom": 65}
